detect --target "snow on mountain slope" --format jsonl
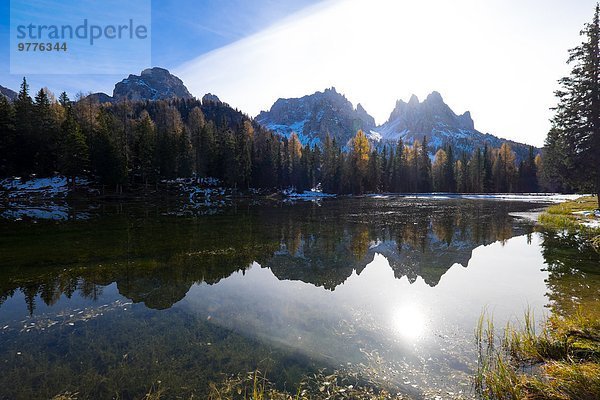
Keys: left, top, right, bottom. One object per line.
{"left": 256, "top": 87, "right": 376, "bottom": 146}
{"left": 258, "top": 88, "right": 539, "bottom": 161}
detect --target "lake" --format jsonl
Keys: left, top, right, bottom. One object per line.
{"left": 0, "top": 197, "right": 598, "bottom": 399}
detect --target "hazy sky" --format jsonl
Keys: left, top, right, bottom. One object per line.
{"left": 176, "top": 0, "right": 597, "bottom": 147}
{"left": 1, "top": 0, "right": 597, "bottom": 146}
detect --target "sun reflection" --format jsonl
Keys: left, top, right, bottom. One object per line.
{"left": 391, "top": 304, "right": 426, "bottom": 340}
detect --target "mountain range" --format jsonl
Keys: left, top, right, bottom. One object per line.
{"left": 258, "top": 88, "right": 539, "bottom": 159}
{"left": 3, "top": 67, "right": 538, "bottom": 157}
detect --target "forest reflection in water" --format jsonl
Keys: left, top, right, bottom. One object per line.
{"left": 0, "top": 198, "right": 535, "bottom": 312}
{"left": 0, "top": 197, "right": 598, "bottom": 399}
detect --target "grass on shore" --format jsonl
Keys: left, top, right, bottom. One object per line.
{"left": 474, "top": 195, "right": 600, "bottom": 399}
{"left": 205, "top": 369, "right": 408, "bottom": 400}
{"left": 52, "top": 370, "right": 408, "bottom": 400}
{"left": 538, "top": 196, "right": 599, "bottom": 231}
{"left": 538, "top": 195, "right": 600, "bottom": 251}
{"left": 475, "top": 309, "right": 600, "bottom": 400}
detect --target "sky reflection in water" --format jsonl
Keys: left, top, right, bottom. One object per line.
{"left": 1, "top": 198, "right": 592, "bottom": 399}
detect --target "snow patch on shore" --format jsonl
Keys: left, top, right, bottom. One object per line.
{"left": 389, "top": 193, "right": 583, "bottom": 204}
{"left": 1, "top": 176, "right": 89, "bottom": 199}
{"left": 0, "top": 176, "right": 91, "bottom": 221}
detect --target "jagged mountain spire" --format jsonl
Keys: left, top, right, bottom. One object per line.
{"left": 258, "top": 88, "right": 538, "bottom": 162}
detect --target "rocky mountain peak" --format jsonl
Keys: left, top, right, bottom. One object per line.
{"left": 382, "top": 91, "right": 474, "bottom": 135}
{"left": 425, "top": 91, "right": 444, "bottom": 103}
{"left": 256, "top": 88, "right": 376, "bottom": 146}
{"left": 202, "top": 93, "right": 222, "bottom": 105}
{"left": 140, "top": 67, "right": 169, "bottom": 76}
{"left": 356, "top": 103, "right": 375, "bottom": 128}
{"left": 0, "top": 85, "right": 17, "bottom": 101}
{"left": 457, "top": 111, "right": 474, "bottom": 130}
{"left": 112, "top": 67, "right": 193, "bottom": 102}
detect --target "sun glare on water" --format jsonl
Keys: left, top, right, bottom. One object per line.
{"left": 391, "top": 304, "right": 427, "bottom": 340}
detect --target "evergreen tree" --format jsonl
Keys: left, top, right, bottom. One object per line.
{"left": 14, "top": 78, "right": 34, "bottom": 174}
{"left": 517, "top": 146, "right": 539, "bottom": 192}
{"left": 58, "top": 107, "right": 89, "bottom": 185}
{"left": 392, "top": 140, "right": 405, "bottom": 192}
{"left": 381, "top": 145, "right": 391, "bottom": 192}
{"left": 321, "top": 133, "right": 337, "bottom": 192}
{"left": 0, "top": 96, "right": 16, "bottom": 175}
{"left": 286, "top": 132, "right": 303, "bottom": 188}
{"left": 417, "top": 137, "right": 432, "bottom": 192}
{"left": 133, "top": 111, "right": 157, "bottom": 186}
{"left": 367, "top": 149, "right": 382, "bottom": 192}
{"left": 432, "top": 149, "right": 449, "bottom": 192}
{"left": 455, "top": 159, "right": 466, "bottom": 193}
{"left": 545, "top": 4, "right": 600, "bottom": 206}
{"left": 91, "top": 111, "right": 128, "bottom": 190}
{"left": 33, "top": 88, "right": 60, "bottom": 174}
{"left": 187, "top": 106, "right": 205, "bottom": 176}
{"left": 482, "top": 144, "right": 494, "bottom": 192}
{"left": 237, "top": 120, "right": 254, "bottom": 188}
{"left": 444, "top": 144, "right": 456, "bottom": 192}
{"left": 468, "top": 148, "right": 484, "bottom": 193}
{"left": 492, "top": 143, "right": 517, "bottom": 192}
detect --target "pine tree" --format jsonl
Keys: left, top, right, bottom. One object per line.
{"left": 545, "top": 4, "right": 600, "bottom": 206}
{"left": 287, "top": 132, "right": 303, "bottom": 188}
{"left": 455, "top": 159, "right": 466, "bottom": 193}
{"left": 322, "top": 133, "right": 337, "bottom": 192}
{"left": 33, "top": 88, "right": 59, "bottom": 174}
{"left": 237, "top": 120, "right": 254, "bottom": 189}
{"left": 134, "top": 111, "right": 157, "bottom": 186}
{"left": 187, "top": 106, "right": 205, "bottom": 176}
{"left": 0, "top": 95, "right": 16, "bottom": 175}
{"left": 14, "top": 78, "right": 34, "bottom": 174}
{"left": 367, "top": 149, "right": 382, "bottom": 192}
{"left": 200, "top": 121, "right": 216, "bottom": 177}
{"left": 392, "top": 140, "right": 405, "bottom": 192}
{"left": 468, "top": 148, "right": 484, "bottom": 193}
{"left": 432, "top": 149, "right": 448, "bottom": 192}
{"left": 58, "top": 106, "right": 89, "bottom": 185}
{"left": 444, "top": 144, "right": 456, "bottom": 192}
{"left": 482, "top": 145, "right": 494, "bottom": 192}
{"left": 91, "top": 111, "right": 128, "bottom": 190}
{"left": 381, "top": 145, "right": 391, "bottom": 192}
{"left": 417, "top": 137, "right": 432, "bottom": 192}
{"left": 492, "top": 143, "right": 517, "bottom": 192}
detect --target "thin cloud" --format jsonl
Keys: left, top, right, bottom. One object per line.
{"left": 175, "top": 0, "right": 595, "bottom": 147}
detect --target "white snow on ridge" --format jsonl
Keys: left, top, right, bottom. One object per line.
{"left": 368, "top": 130, "right": 382, "bottom": 142}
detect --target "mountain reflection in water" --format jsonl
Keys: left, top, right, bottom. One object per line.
{"left": 0, "top": 198, "right": 534, "bottom": 312}
{"left": 1, "top": 197, "right": 597, "bottom": 399}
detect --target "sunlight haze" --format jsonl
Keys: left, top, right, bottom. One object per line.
{"left": 176, "top": 0, "right": 596, "bottom": 147}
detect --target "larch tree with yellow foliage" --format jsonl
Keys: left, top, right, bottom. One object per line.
{"left": 351, "top": 129, "right": 371, "bottom": 193}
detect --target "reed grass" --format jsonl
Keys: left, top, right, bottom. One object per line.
{"left": 475, "top": 308, "right": 600, "bottom": 400}
{"left": 204, "top": 369, "right": 406, "bottom": 400}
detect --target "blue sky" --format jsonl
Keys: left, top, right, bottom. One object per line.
{"left": 1, "top": 0, "right": 599, "bottom": 146}
{"left": 0, "top": 0, "right": 320, "bottom": 96}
